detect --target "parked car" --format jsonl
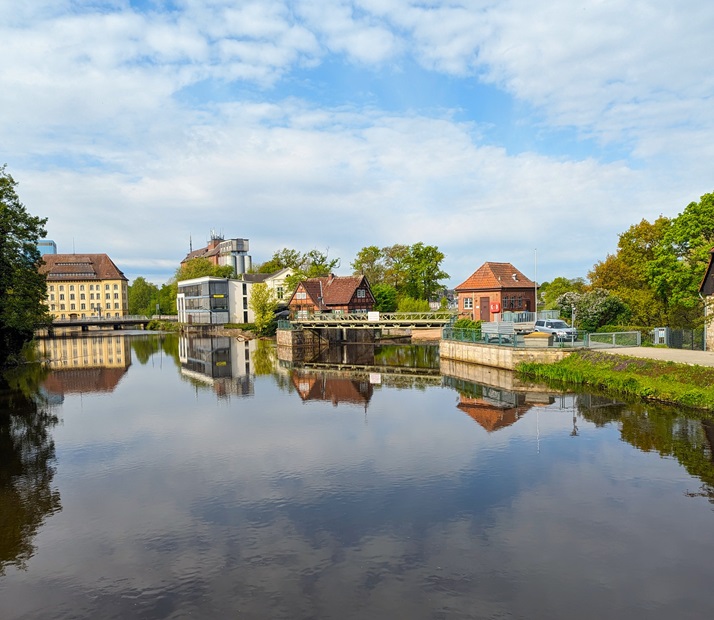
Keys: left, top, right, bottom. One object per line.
{"left": 534, "top": 319, "right": 578, "bottom": 341}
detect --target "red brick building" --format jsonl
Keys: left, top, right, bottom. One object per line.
{"left": 455, "top": 262, "right": 536, "bottom": 322}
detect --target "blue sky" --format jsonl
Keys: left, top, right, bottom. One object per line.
{"left": 2, "top": 0, "right": 713, "bottom": 286}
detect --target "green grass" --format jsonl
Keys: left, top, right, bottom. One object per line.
{"left": 517, "top": 349, "right": 714, "bottom": 411}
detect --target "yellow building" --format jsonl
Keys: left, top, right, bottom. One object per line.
{"left": 40, "top": 254, "right": 129, "bottom": 320}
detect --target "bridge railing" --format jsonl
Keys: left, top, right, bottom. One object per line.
{"left": 291, "top": 311, "right": 456, "bottom": 323}
{"left": 52, "top": 315, "right": 150, "bottom": 324}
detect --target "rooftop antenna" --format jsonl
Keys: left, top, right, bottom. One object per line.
{"left": 190, "top": 235, "right": 193, "bottom": 253}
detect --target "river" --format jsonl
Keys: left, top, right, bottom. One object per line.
{"left": 1, "top": 332, "right": 713, "bottom": 619}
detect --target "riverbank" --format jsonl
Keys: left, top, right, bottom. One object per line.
{"left": 517, "top": 349, "right": 714, "bottom": 411}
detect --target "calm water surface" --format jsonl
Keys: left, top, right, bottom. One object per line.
{"left": 1, "top": 332, "right": 713, "bottom": 620}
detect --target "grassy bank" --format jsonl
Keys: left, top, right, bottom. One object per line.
{"left": 517, "top": 349, "right": 714, "bottom": 411}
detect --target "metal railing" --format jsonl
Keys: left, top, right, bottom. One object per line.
{"left": 586, "top": 331, "right": 641, "bottom": 347}
{"left": 52, "top": 314, "right": 150, "bottom": 324}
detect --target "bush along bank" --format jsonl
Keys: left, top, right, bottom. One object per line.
{"left": 517, "top": 349, "right": 714, "bottom": 412}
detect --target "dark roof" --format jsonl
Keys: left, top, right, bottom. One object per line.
{"left": 40, "top": 254, "right": 127, "bottom": 281}
{"left": 699, "top": 248, "right": 714, "bottom": 296}
{"left": 455, "top": 262, "right": 534, "bottom": 292}
{"left": 241, "top": 273, "right": 271, "bottom": 283}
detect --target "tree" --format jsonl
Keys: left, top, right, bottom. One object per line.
{"left": 589, "top": 217, "right": 670, "bottom": 326}
{"left": 128, "top": 277, "right": 159, "bottom": 316}
{"left": 397, "top": 296, "right": 431, "bottom": 312}
{"left": 382, "top": 244, "right": 410, "bottom": 291}
{"left": 351, "top": 245, "right": 385, "bottom": 284}
{"left": 557, "top": 289, "right": 630, "bottom": 332}
{"left": 402, "top": 242, "right": 449, "bottom": 301}
{"left": 0, "top": 167, "right": 50, "bottom": 366}
{"left": 257, "top": 248, "right": 304, "bottom": 274}
{"left": 539, "top": 277, "right": 586, "bottom": 310}
{"left": 649, "top": 194, "right": 714, "bottom": 327}
{"left": 372, "top": 283, "right": 398, "bottom": 312}
{"left": 249, "top": 282, "right": 277, "bottom": 335}
{"left": 284, "top": 248, "right": 340, "bottom": 291}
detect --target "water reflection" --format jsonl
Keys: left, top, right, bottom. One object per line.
{"left": 0, "top": 366, "right": 61, "bottom": 575}
{"left": 2, "top": 334, "right": 714, "bottom": 619}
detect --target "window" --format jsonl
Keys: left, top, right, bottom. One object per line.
{"left": 105, "top": 284, "right": 110, "bottom": 290}
{"left": 356, "top": 289, "right": 366, "bottom": 298}
{"left": 70, "top": 303, "right": 76, "bottom": 310}
{"left": 464, "top": 298, "right": 473, "bottom": 309}
{"left": 277, "top": 286, "right": 284, "bottom": 300}
{"left": 296, "top": 291, "right": 307, "bottom": 300}
{"left": 81, "top": 303, "right": 86, "bottom": 310}
{"left": 105, "top": 293, "right": 110, "bottom": 300}
{"left": 50, "top": 294, "right": 55, "bottom": 301}
{"left": 114, "top": 303, "right": 119, "bottom": 309}
{"left": 60, "top": 285, "right": 64, "bottom": 291}
{"left": 70, "top": 293, "right": 75, "bottom": 300}
{"left": 114, "top": 284, "right": 118, "bottom": 290}
{"left": 49, "top": 285, "right": 54, "bottom": 291}
{"left": 114, "top": 293, "right": 119, "bottom": 299}
{"left": 242, "top": 283, "right": 247, "bottom": 295}
{"left": 59, "top": 294, "right": 65, "bottom": 301}
{"left": 90, "top": 284, "right": 94, "bottom": 291}
{"left": 60, "top": 304, "right": 65, "bottom": 310}
{"left": 80, "top": 284, "right": 85, "bottom": 291}
{"left": 80, "top": 293, "right": 85, "bottom": 300}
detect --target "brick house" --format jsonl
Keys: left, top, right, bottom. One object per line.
{"left": 287, "top": 274, "right": 375, "bottom": 318}
{"left": 699, "top": 247, "right": 714, "bottom": 351}
{"left": 455, "top": 262, "right": 536, "bottom": 322}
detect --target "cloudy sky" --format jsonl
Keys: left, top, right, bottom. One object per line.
{"left": 2, "top": 0, "right": 712, "bottom": 286}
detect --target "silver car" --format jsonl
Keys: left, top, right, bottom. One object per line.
{"left": 534, "top": 319, "right": 578, "bottom": 341}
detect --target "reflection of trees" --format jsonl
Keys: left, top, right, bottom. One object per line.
{"left": 578, "top": 400, "right": 714, "bottom": 504}
{"left": 252, "top": 340, "right": 277, "bottom": 375}
{"left": 0, "top": 367, "right": 61, "bottom": 574}
{"left": 374, "top": 344, "right": 439, "bottom": 369}
{"left": 131, "top": 333, "right": 180, "bottom": 366}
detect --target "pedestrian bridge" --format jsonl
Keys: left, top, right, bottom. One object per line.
{"left": 47, "top": 315, "right": 152, "bottom": 331}
{"left": 281, "top": 311, "right": 456, "bottom": 330}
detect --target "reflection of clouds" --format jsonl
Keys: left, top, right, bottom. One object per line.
{"left": 4, "top": 360, "right": 714, "bottom": 618}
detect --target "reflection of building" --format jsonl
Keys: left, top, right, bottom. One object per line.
{"left": 291, "top": 371, "right": 373, "bottom": 408}
{"left": 457, "top": 393, "right": 529, "bottom": 432}
{"left": 179, "top": 336, "right": 256, "bottom": 397}
{"left": 40, "top": 253, "right": 129, "bottom": 320}
{"left": 38, "top": 335, "right": 131, "bottom": 397}
{"left": 38, "top": 335, "right": 130, "bottom": 369}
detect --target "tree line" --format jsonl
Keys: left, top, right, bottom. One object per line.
{"left": 3, "top": 157, "right": 714, "bottom": 364}
{"left": 538, "top": 192, "right": 714, "bottom": 331}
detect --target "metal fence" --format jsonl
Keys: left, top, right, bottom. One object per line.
{"left": 586, "top": 331, "right": 641, "bottom": 347}
{"left": 652, "top": 327, "right": 704, "bottom": 350}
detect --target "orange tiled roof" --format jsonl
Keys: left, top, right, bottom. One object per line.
{"left": 455, "top": 262, "right": 534, "bottom": 292}
{"left": 40, "top": 254, "right": 127, "bottom": 281}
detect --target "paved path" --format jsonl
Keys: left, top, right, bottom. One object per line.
{"left": 601, "top": 347, "right": 714, "bottom": 367}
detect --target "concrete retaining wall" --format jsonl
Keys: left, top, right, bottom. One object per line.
{"left": 439, "top": 340, "right": 572, "bottom": 370}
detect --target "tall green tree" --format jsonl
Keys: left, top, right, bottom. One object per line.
{"left": 402, "top": 242, "right": 449, "bottom": 301}
{"left": 0, "top": 167, "right": 50, "bottom": 366}
{"left": 538, "top": 277, "right": 586, "bottom": 310}
{"left": 351, "top": 245, "right": 385, "bottom": 284}
{"left": 589, "top": 217, "right": 670, "bottom": 326}
{"left": 128, "top": 277, "right": 160, "bottom": 316}
{"left": 649, "top": 193, "right": 714, "bottom": 327}
{"left": 249, "top": 282, "right": 277, "bottom": 335}
{"left": 372, "top": 283, "right": 398, "bottom": 312}
{"left": 257, "top": 248, "right": 304, "bottom": 274}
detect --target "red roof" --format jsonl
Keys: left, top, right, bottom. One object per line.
{"left": 455, "top": 262, "right": 534, "bottom": 292}
{"left": 291, "top": 274, "right": 373, "bottom": 309}
{"left": 40, "top": 254, "right": 127, "bottom": 281}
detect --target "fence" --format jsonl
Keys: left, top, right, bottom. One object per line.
{"left": 652, "top": 327, "right": 704, "bottom": 350}
{"left": 586, "top": 331, "right": 641, "bottom": 347}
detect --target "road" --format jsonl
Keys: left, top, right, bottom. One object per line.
{"left": 600, "top": 346, "right": 714, "bottom": 367}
